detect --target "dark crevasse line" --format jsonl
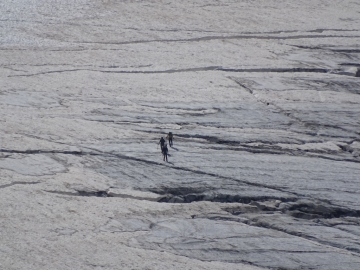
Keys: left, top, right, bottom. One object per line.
{"left": 231, "top": 77, "right": 360, "bottom": 138}
{"left": 2, "top": 132, "right": 359, "bottom": 165}
{"left": 293, "top": 46, "right": 360, "bottom": 53}
{"left": 156, "top": 191, "right": 297, "bottom": 204}
{"left": 7, "top": 69, "right": 89, "bottom": 77}
{"left": 242, "top": 217, "right": 360, "bottom": 255}
{"left": 327, "top": 49, "right": 360, "bottom": 53}
{"left": 205, "top": 200, "right": 360, "bottom": 254}
{"left": 77, "top": 34, "right": 360, "bottom": 46}
{"left": 0, "top": 149, "right": 99, "bottom": 156}
{"left": 0, "top": 181, "right": 40, "bottom": 189}
{"left": 340, "top": 63, "right": 360, "bottom": 67}
{"left": 2, "top": 145, "right": 357, "bottom": 205}
{"left": 45, "top": 190, "right": 160, "bottom": 201}
{"left": 145, "top": 28, "right": 358, "bottom": 35}
{"left": 45, "top": 190, "right": 110, "bottom": 198}
{"left": 173, "top": 134, "right": 360, "bottom": 163}
{"left": 68, "top": 145, "right": 305, "bottom": 200}
{"left": 156, "top": 187, "right": 360, "bottom": 219}
{"left": 8, "top": 66, "right": 359, "bottom": 78}
{"left": 218, "top": 67, "right": 329, "bottom": 73}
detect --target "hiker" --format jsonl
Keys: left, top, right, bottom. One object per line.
{"left": 159, "top": 137, "right": 165, "bottom": 152}
{"left": 162, "top": 144, "right": 168, "bottom": 162}
{"left": 166, "top": 132, "right": 173, "bottom": 147}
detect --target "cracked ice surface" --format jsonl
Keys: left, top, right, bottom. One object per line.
{"left": 1, "top": 0, "right": 360, "bottom": 269}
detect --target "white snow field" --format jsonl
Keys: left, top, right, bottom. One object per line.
{"left": 1, "top": 0, "right": 360, "bottom": 269}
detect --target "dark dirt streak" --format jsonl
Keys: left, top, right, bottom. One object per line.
{"left": 340, "top": 63, "right": 360, "bottom": 67}
{"left": 45, "top": 190, "right": 160, "bottom": 201}
{"left": 291, "top": 45, "right": 360, "bottom": 53}
{"left": 127, "top": 156, "right": 300, "bottom": 196}
{"left": 46, "top": 190, "right": 113, "bottom": 198}
{"left": 173, "top": 134, "right": 359, "bottom": 163}
{"left": 230, "top": 77, "right": 360, "bottom": 139}
{"left": 7, "top": 66, "right": 359, "bottom": 78}
{"left": 131, "top": 130, "right": 359, "bottom": 163}
{"left": 0, "top": 149, "right": 100, "bottom": 156}
{"left": 77, "top": 34, "right": 360, "bottom": 46}
{"left": 331, "top": 50, "right": 360, "bottom": 53}
{"left": 7, "top": 69, "right": 87, "bottom": 77}
{"left": 0, "top": 181, "right": 40, "bottom": 189}
{"left": 218, "top": 67, "right": 329, "bottom": 73}
{"left": 208, "top": 144, "right": 332, "bottom": 157}
{"left": 232, "top": 80, "right": 253, "bottom": 94}
{"left": 80, "top": 148, "right": 360, "bottom": 214}
{"left": 243, "top": 218, "right": 360, "bottom": 255}
{"left": 8, "top": 65, "right": 359, "bottom": 78}
{"left": 79, "top": 145, "right": 302, "bottom": 198}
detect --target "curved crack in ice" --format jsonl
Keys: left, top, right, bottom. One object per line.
{"left": 0, "top": 181, "right": 40, "bottom": 189}
{"left": 7, "top": 67, "right": 360, "bottom": 78}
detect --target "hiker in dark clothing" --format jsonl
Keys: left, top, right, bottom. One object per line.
{"left": 166, "top": 132, "right": 173, "bottom": 147}
{"left": 162, "top": 144, "right": 168, "bottom": 162}
{"left": 159, "top": 137, "right": 165, "bottom": 152}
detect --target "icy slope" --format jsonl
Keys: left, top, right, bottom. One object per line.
{"left": 1, "top": 0, "right": 360, "bottom": 269}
